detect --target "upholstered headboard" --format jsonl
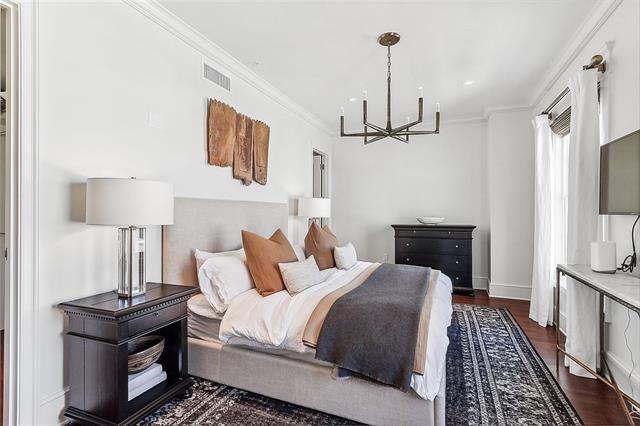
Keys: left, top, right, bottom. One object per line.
{"left": 162, "top": 198, "right": 289, "bottom": 286}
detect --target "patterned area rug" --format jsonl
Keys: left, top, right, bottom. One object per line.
{"left": 447, "top": 304, "right": 581, "bottom": 426}
{"left": 138, "top": 304, "right": 581, "bottom": 425}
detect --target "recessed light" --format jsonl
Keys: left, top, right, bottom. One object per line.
{"left": 464, "top": 80, "right": 474, "bottom": 86}
{"left": 348, "top": 97, "right": 358, "bottom": 102}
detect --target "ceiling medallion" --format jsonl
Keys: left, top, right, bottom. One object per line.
{"left": 340, "top": 32, "right": 440, "bottom": 144}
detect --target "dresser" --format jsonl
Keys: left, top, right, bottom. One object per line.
{"left": 392, "top": 224, "right": 476, "bottom": 294}
{"left": 59, "top": 283, "right": 198, "bottom": 425}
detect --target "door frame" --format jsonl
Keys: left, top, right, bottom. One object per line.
{"left": 0, "top": 1, "right": 38, "bottom": 424}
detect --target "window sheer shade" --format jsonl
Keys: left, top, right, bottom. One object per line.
{"left": 550, "top": 107, "right": 571, "bottom": 137}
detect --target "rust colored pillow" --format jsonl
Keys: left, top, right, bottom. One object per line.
{"left": 304, "top": 223, "right": 338, "bottom": 270}
{"left": 242, "top": 229, "right": 297, "bottom": 296}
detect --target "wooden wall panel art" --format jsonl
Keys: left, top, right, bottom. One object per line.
{"left": 253, "top": 120, "right": 270, "bottom": 185}
{"left": 206, "top": 98, "right": 270, "bottom": 186}
{"left": 233, "top": 114, "right": 253, "bottom": 185}
{"left": 207, "top": 99, "right": 236, "bottom": 167}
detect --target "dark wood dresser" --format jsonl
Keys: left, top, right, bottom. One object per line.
{"left": 392, "top": 224, "right": 476, "bottom": 295}
{"left": 59, "top": 283, "right": 198, "bottom": 425}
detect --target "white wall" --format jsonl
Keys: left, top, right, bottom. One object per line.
{"left": 486, "top": 109, "right": 535, "bottom": 300}
{"left": 36, "top": 2, "right": 332, "bottom": 422}
{"left": 332, "top": 121, "right": 490, "bottom": 289}
{"left": 533, "top": 0, "right": 640, "bottom": 398}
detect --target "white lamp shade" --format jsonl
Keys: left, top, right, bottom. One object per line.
{"left": 86, "top": 178, "right": 174, "bottom": 226}
{"left": 298, "top": 198, "right": 331, "bottom": 218}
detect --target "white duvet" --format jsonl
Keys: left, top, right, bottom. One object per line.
{"left": 219, "top": 261, "right": 453, "bottom": 400}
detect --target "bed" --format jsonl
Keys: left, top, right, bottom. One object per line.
{"left": 162, "top": 198, "right": 450, "bottom": 425}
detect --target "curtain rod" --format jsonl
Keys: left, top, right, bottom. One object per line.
{"left": 540, "top": 55, "right": 606, "bottom": 115}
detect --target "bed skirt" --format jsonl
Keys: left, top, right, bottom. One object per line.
{"left": 188, "top": 337, "right": 446, "bottom": 426}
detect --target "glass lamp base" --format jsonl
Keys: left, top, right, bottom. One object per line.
{"left": 118, "top": 227, "right": 146, "bottom": 298}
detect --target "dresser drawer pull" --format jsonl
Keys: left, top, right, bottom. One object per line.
{"left": 456, "top": 276, "right": 460, "bottom": 281}
{"left": 405, "top": 243, "right": 410, "bottom": 247}
{"left": 455, "top": 260, "right": 459, "bottom": 264}
{"left": 406, "top": 258, "right": 410, "bottom": 262}
{"left": 455, "top": 244, "right": 459, "bottom": 248}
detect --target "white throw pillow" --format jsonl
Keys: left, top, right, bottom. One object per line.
{"left": 197, "top": 252, "right": 254, "bottom": 314}
{"left": 278, "top": 255, "right": 326, "bottom": 295}
{"left": 194, "top": 248, "right": 245, "bottom": 270}
{"left": 334, "top": 243, "right": 357, "bottom": 270}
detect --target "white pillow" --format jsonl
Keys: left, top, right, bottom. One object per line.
{"left": 197, "top": 252, "right": 254, "bottom": 314}
{"left": 334, "top": 243, "right": 357, "bottom": 270}
{"left": 278, "top": 255, "right": 326, "bottom": 295}
{"left": 194, "top": 248, "right": 245, "bottom": 270}
{"left": 292, "top": 244, "right": 306, "bottom": 262}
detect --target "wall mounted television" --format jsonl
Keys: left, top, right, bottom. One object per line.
{"left": 599, "top": 129, "right": 640, "bottom": 215}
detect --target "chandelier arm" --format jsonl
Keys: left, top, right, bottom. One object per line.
{"left": 364, "top": 122, "right": 387, "bottom": 133}
{"left": 364, "top": 134, "right": 389, "bottom": 144}
{"left": 394, "top": 130, "right": 439, "bottom": 135}
{"left": 343, "top": 130, "right": 386, "bottom": 137}
{"left": 363, "top": 100, "right": 368, "bottom": 143}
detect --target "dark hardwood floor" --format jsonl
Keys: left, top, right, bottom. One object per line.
{"left": 454, "top": 291, "right": 629, "bottom": 425}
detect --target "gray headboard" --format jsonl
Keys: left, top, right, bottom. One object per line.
{"left": 162, "top": 198, "right": 289, "bottom": 286}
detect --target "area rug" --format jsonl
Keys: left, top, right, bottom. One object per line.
{"left": 138, "top": 304, "right": 581, "bottom": 425}
{"left": 447, "top": 304, "right": 581, "bottom": 425}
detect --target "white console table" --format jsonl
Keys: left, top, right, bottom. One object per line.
{"left": 556, "top": 264, "right": 640, "bottom": 425}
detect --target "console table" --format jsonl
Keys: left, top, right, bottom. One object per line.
{"left": 555, "top": 264, "right": 640, "bottom": 425}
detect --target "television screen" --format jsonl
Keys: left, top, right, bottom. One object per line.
{"left": 599, "top": 129, "right": 640, "bottom": 215}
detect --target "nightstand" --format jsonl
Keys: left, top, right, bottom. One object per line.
{"left": 59, "top": 283, "right": 198, "bottom": 425}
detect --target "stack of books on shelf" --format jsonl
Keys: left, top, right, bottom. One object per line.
{"left": 128, "top": 363, "right": 167, "bottom": 401}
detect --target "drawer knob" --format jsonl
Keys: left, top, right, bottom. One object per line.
{"left": 406, "top": 258, "right": 410, "bottom": 262}
{"left": 455, "top": 245, "right": 459, "bottom": 248}
{"left": 455, "top": 260, "right": 459, "bottom": 264}
{"left": 456, "top": 276, "right": 460, "bottom": 280}
{"left": 448, "top": 232, "right": 451, "bottom": 235}
{"left": 405, "top": 243, "right": 410, "bottom": 247}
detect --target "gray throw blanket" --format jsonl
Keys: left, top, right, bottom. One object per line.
{"left": 315, "top": 263, "right": 431, "bottom": 391}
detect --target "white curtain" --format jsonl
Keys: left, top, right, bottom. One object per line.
{"left": 564, "top": 69, "right": 600, "bottom": 377}
{"left": 530, "top": 118, "right": 569, "bottom": 327}
{"left": 530, "top": 115, "right": 554, "bottom": 326}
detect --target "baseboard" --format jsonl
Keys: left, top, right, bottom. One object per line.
{"left": 605, "top": 350, "right": 640, "bottom": 404}
{"left": 39, "top": 387, "right": 69, "bottom": 425}
{"left": 472, "top": 276, "right": 488, "bottom": 290}
{"left": 488, "top": 282, "right": 532, "bottom": 300}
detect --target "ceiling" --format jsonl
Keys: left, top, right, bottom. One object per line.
{"left": 160, "top": 0, "right": 598, "bottom": 130}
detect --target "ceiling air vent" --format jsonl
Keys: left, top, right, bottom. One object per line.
{"left": 203, "top": 62, "right": 231, "bottom": 91}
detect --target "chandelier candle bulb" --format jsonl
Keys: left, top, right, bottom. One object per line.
{"left": 340, "top": 107, "right": 345, "bottom": 116}
{"left": 418, "top": 87, "right": 424, "bottom": 98}
{"left": 363, "top": 90, "right": 367, "bottom": 100}
{"left": 436, "top": 103, "right": 441, "bottom": 112}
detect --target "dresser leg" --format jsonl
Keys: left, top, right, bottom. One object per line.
{"left": 178, "top": 387, "right": 193, "bottom": 399}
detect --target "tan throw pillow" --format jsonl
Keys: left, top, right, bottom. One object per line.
{"left": 304, "top": 223, "right": 338, "bottom": 270}
{"left": 242, "top": 229, "right": 297, "bottom": 297}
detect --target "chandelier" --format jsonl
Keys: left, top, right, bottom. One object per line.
{"left": 340, "top": 32, "right": 440, "bottom": 144}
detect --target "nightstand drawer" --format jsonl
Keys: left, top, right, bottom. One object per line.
{"left": 396, "top": 238, "right": 469, "bottom": 255}
{"left": 128, "top": 302, "right": 184, "bottom": 336}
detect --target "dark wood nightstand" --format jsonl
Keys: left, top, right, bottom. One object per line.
{"left": 59, "top": 283, "right": 198, "bottom": 425}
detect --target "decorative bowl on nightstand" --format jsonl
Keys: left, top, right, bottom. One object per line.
{"left": 417, "top": 217, "right": 445, "bottom": 225}
{"left": 128, "top": 335, "right": 165, "bottom": 373}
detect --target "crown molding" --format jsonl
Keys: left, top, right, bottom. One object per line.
{"left": 527, "top": 0, "right": 623, "bottom": 110}
{"left": 483, "top": 104, "right": 532, "bottom": 119}
{"left": 122, "top": 0, "right": 333, "bottom": 136}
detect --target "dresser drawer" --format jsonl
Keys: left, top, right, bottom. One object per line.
{"left": 448, "top": 272, "right": 472, "bottom": 289}
{"left": 395, "top": 229, "right": 471, "bottom": 239}
{"left": 127, "top": 302, "right": 184, "bottom": 336}
{"left": 396, "top": 238, "right": 469, "bottom": 255}
{"left": 396, "top": 253, "right": 468, "bottom": 270}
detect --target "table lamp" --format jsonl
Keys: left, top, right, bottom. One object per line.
{"left": 297, "top": 198, "right": 331, "bottom": 227}
{"left": 86, "top": 177, "right": 174, "bottom": 298}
